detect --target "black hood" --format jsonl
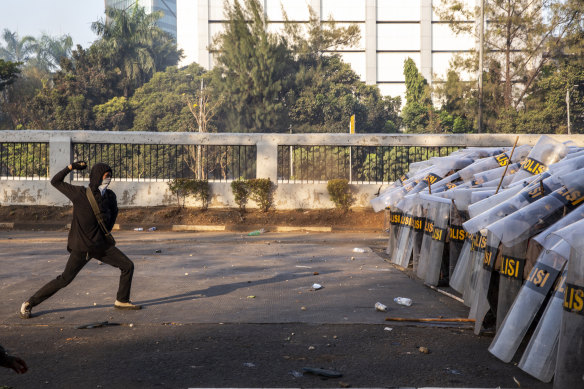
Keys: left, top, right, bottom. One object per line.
{"left": 89, "top": 163, "right": 113, "bottom": 191}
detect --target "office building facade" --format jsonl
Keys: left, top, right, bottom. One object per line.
{"left": 105, "top": 0, "right": 177, "bottom": 39}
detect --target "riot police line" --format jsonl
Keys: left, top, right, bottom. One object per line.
{"left": 370, "top": 135, "right": 584, "bottom": 388}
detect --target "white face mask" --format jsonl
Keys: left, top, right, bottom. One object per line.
{"left": 99, "top": 177, "right": 111, "bottom": 195}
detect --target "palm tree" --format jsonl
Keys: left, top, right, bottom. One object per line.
{"left": 91, "top": 5, "right": 180, "bottom": 96}
{"left": 0, "top": 29, "right": 37, "bottom": 63}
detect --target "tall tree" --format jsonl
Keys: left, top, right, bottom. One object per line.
{"left": 401, "top": 58, "right": 433, "bottom": 133}
{"left": 0, "top": 30, "right": 36, "bottom": 63}
{"left": 212, "top": 0, "right": 294, "bottom": 133}
{"left": 91, "top": 5, "right": 181, "bottom": 97}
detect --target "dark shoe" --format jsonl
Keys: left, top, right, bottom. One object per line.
{"left": 19, "top": 301, "right": 32, "bottom": 319}
{"left": 114, "top": 300, "right": 141, "bottom": 310}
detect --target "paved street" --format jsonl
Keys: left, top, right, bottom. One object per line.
{"left": 0, "top": 231, "right": 552, "bottom": 388}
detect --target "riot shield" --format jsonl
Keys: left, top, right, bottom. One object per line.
{"left": 421, "top": 195, "right": 452, "bottom": 286}
{"left": 488, "top": 167, "right": 584, "bottom": 247}
{"left": 517, "top": 268, "right": 568, "bottom": 382}
{"left": 416, "top": 197, "right": 438, "bottom": 280}
{"left": 510, "top": 135, "right": 567, "bottom": 184}
{"left": 496, "top": 240, "right": 530, "bottom": 330}
{"left": 458, "top": 145, "right": 531, "bottom": 182}
{"left": 450, "top": 237, "right": 473, "bottom": 301}
{"left": 449, "top": 205, "right": 468, "bottom": 280}
{"left": 489, "top": 243, "right": 568, "bottom": 363}
{"left": 551, "top": 219, "right": 584, "bottom": 389}
{"left": 391, "top": 195, "right": 418, "bottom": 267}
{"left": 386, "top": 207, "right": 402, "bottom": 258}
{"left": 463, "top": 172, "right": 561, "bottom": 235}
{"left": 467, "top": 231, "right": 500, "bottom": 335}
{"left": 532, "top": 203, "right": 584, "bottom": 253}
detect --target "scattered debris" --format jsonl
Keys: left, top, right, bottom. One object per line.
{"left": 185, "top": 273, "right": 189, "bottom": 276}
{"left": 308, "top": 346, "right": 315, "bottom": 350}
{"left": 76, "top": 321, "right": 120, "bottom": 329}
{"left": 312, "top": 283, "right": 323, "bottom": 290}
{"left": 302, "top": 367, "right": 343, "bottom": 378}
{"left": 445, "top": 367, "right": 462, "bottom": 375}
{"left": 352, "top": 248, "right": 366, "bottom": 253}
{"left": 375, "top": 302, "right": 387, "bottom": 312}
{"left": 384, "top": 327, "right": 393, "bottom": 332}
{"left": 155, "top": 249, "right": 162, "bottom": 253}
{"left": 148, "top": 227, "right": 157, "bottom": 231}
{"left": 243, "top": 362, "right": 255, "bottom": 368}
{"left": 290, "top": 370, "right": 303, "bottom": 378}
{"left": 393, "top": 297, "right": 413, "bottom": 306}
{"left": 247, "top": 295, "right": 256, "bottom": 299}
{"left": 419, "top": 346, "right": 430, "bottom": 354}
{"left": 313, "top": 271, "right": 319, "bottom": 275}
{"left": 339, "top": 381, "right": 351, "bottom": 388}
{"left": 133, "top": 227, "right": 143, "bottom": 231}
{"left": 350, "top": 256, "right": 355, "bottom": 260}
{"left": 513, "top": 376, "right": 521, "bottom": 387}
{"left": 385, "top": 317, "right": 475, "bottom": 323}
{"left": 301, "top": 306, "right": 307, "bottom": 310}
{"left": 248, "top": 228, "right": 265, "bottom": 236}
{"left": 295, "top": 265, "right": 311, "bottom": 268}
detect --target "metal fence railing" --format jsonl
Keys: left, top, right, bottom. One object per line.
{"left": 71, "top": 143, "right": 256, "bottom": 181}
{"left": 0, "top": 142, "right": 49, "bottom": 179}
{"left": 277, "top": 145, "right": 461, "bottom": 183}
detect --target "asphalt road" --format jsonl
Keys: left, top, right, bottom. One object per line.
{"left": 0, "top": 231, "right": 552, "bottom": 388}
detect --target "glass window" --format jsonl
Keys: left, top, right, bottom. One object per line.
{"left": 432, "top": 23, "right": 475, "bottom": 51}
{"left": 432, "top": 52, "right": 475, "bottom": 82}
{"left": 377, "top": 24, "right": 420, "bottom": 51}
{"left": 377, "top": 52, "right": 421, "bottom": 82}
{"left": 377, "top": 84, "right": 407, "bottom": 105}
{"left": 337, "top": 52, "right": 366, "bottom": 81}
{"left": 322, "top": 0, "right": 365, "bottom": 21}
{"left": 266, "top": 0, "right": 311, "bottom": 21}
{"left": 377, "top": 0, "right": 420, "bottom": 21}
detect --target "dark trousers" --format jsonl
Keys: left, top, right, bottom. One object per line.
{"left": 28, "top": 246, "right": 135, "bottom": 307}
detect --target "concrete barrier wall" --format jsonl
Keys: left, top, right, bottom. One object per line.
{"left": 1, "top": 131, "right": 582, "bottom": 209}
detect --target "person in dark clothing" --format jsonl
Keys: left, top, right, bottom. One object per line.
{"left": 20, "top": 161, "right": 141, "bottom": 319}
{"left": 0, "top": 344, "right": 27, "bottom": 374}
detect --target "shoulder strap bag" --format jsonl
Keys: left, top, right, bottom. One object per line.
{"left": 86, "top": 187, "right": 116, "bottom": 246}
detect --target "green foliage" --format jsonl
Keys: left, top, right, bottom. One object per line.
{"left": 130, "top": 64, "right": 206, "bottom": 132}
{"left": 327, "top": 178, "right": 354, "bottom": 212}
{"left": 0, "top": 59, "right": 21, "bottom": 91}
{"left": 246, "top": 178, "right": 274, "bottom": 212}
{"left": 402, "top": 58, "right": 433, "bottom": 133}
{"left": 93, "top": 96, "right": 132, "bottom": 131}
{"left": 230, "top": 179, "right": 249, "bottom": 211}
{"left": 168, "top": 178, "right": 210, "bottom": 209}
{"left": 212, "top": 0, "right": 294, "bottom": 133}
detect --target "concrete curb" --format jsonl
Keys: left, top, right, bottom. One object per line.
{"left": 1, "top": 222, "right": 382, "bottom": 234}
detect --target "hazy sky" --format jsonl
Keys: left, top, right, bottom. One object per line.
{"left": 0, "top": 0, "right": 105, "bottom": 48}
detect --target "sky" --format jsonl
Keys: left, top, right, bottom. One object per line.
{"left": 0, "top": 0, "right": 105, "bottom": 48}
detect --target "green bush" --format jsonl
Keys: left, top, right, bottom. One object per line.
{"left": 246, "top": 178, "right": 274, "bottom": 213}
{"left": 231, "top": 179, "right": 249, "bottom": 211}
{"left": 168, "top": 178, "right": 210, "bottom": 209}
{"left": 327, "top": 178, "right": 354, "bottom": 212}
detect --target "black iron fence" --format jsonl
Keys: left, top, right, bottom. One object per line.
{"left": 278, "top": 145, "right": 460, "bottom": 183}
{"left": 71, "top": 143, "right": 256, "bottom": 181}
{"left": 0, "top": 142, "right": 49, "bottom": 179}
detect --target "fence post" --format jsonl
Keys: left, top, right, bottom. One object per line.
{"left": 256, "top": 135, "right": 278, "bottom": 182}
{"left": 49, "top": 136, "right": 72, "bottom": 181}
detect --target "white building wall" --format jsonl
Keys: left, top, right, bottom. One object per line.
{"left": 177, "top": 0, "right": 479, "bottom": 101}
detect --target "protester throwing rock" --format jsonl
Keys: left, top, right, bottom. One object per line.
{"left": 19, "top": 161, "right": 141, "bottom": 319}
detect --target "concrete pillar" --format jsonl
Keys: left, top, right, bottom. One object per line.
{"left": 49, "top": 136, "right": 72, "bottom": 181}
{"left": 198, "top": 0, "right": 210, "bottom": 69}
{"left": 420, "top": 0, "right": 432, "bottom": 84}
{"left": 365, "top": 0, "right": 377, "bottom": 85}
{"left": 256, "top": 137, "right": 278, "bottom": 182}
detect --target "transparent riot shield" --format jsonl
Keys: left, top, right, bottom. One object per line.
{"left": 489, "top": 244, "right": 568, "bottom": 363}
{"left": 517, "top": 268, "right": 568, "bottom": 382}
{"left": 467, "top": 163, "right": 521, "bottom": 187}
{"left": 449, "top": 205, "right": 468, "bottom": 281}
{"left": 467, "top": 176, "right": 538, "bottom": 219}
{"left": 468, "top": 231, "right": 500, "bottom": 335}
{"left": 463, "top": 172, "right": 561, "bottom": 235}
{"left": 391, "top": 196, "right": 417, "bottom": 266}
{"left": 551, "top": 220, "right": 584, "bottom": 389}
{"left": 421, "top": 196, "right": 452, "bottom": 286}
{"left": 488, "top": 168, "right": 584, "bottom": 247}
{"left": 496, "top": 240, "right": 530, "bottom": 330}
{"left": 416, "top": 198, "right": 438, "bottom": 280}
{"left": 510, "top": 135, "right": 567, "bottom": 184}
{"left": 532, "top": 203, "right": 584, "bottom": 252}
{"left": 450, "top": 234, "right": 473, "bottom": 300}
{"left": 386, "top": 207, "right": 402, "bottom": 258}
{"left": 458, "top": 145, "right": 531, "bottom": 182}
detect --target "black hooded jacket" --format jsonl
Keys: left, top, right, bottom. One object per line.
{"left": 51, "top": 163, "right": 118, "bottom": 253}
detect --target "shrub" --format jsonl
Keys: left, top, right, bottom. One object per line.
{"left": 327, "top": 178, "right": 354, "bottom": 212}
{"left": 231, "top": 179, "right": 249, "bottom": 211}
{"left": 246, "top": 178, "right": 274, "bottom": 212}
{"left": 168, "top": 179, "right": 210, "bottom": 209}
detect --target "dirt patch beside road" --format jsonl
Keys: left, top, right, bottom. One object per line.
{"left": 0, "top": 205, "right": 385, "bottom": 230}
